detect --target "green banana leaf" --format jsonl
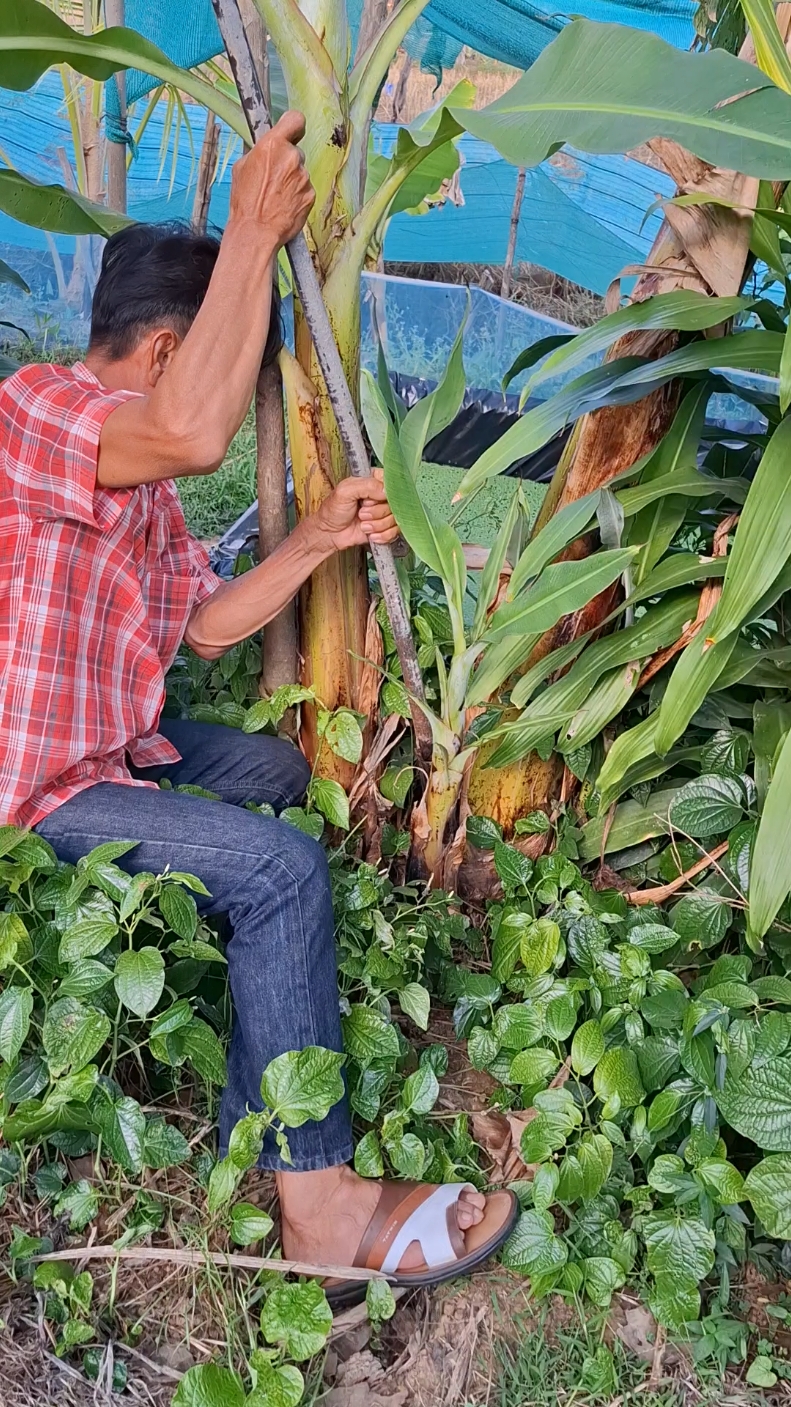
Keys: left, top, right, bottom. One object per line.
{"left": 0, "top": 256, "right": 29, "bottom": 293}
{"left": 0, "top": 0, "right": 247, "bottom": 139}
{"left": 0, "top": 168, "right": 132, "bottom": 238}
{"left": 456, "top": 20, "right": 791, "bottom": 179}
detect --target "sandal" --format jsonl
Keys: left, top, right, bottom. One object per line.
{"left": 325, "top": 1181, "right": 519, "bottom": 1310}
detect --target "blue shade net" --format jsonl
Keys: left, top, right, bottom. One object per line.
{"left": 0, "top": 0, "right": 770, "bottom": 434}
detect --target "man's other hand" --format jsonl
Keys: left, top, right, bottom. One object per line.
{"left": 230, "top": 110, "right": 315, "bottom": 248}
{"left": 315, "top": 470, "right": 400, "bottom": 551}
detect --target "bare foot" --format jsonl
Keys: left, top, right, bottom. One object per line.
{"left": 277, "top": 1163, "right": 487, "bottom": 1273}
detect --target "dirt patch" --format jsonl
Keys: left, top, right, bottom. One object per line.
{"left": 325, "top": 1271, "right": 538, "bottom": 1407}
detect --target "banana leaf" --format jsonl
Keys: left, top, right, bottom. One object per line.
{"left": 0, "top": 0, "right": 247, "bottom": 139}
{"left": 457, "top": 20, "right": 791, "bottom": 180}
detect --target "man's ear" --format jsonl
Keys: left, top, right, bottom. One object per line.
{"left": 146, "top": 327, "right": 182, "bottom": 386}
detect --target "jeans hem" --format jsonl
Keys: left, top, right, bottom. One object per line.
{"left": 218, "top": 1143, "right": 355, "bottom": 1173}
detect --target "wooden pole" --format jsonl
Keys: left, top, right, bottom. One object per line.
{"left": 104, "top": 0, "right": 127, "bottom": 214}
{"left": 210, "top": 0, "right": 431, "bottom": 759}
{"left": 501, "top": 167, "right": 525, "bottom": 301}
{"left": 191, "top": 116, "right": 220, "bottom": 234}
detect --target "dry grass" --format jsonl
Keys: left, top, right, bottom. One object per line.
{"left": 384, "top": 261, "right": 605, "bottom": 328}
{"left": 374, "top": 47, "right": 519, "bottom": 126}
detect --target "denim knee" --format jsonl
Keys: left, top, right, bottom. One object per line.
{"left": 274, "top": 741, "right": 311, "bottom": 807}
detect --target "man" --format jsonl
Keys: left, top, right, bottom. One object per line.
{"left": 0, "top": 112, "right": 515, "bottom": 1298}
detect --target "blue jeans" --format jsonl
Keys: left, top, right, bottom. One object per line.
{"left": 36, "top": 719, "right": 353, "bottom": 1172}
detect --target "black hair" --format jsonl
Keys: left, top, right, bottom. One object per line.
{"left": 89, "top": 221, "right": 282, "bottom": 364}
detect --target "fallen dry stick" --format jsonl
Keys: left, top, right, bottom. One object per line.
{"left": 625, "top": 841, "right": 728, "bottom": 905}
{"left": 33, "top": 1245, "right": 386, "bottom": 1282}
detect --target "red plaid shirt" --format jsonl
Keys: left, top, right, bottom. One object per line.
{"left": 0, "top": 361, "right": 220, "bottom": 828}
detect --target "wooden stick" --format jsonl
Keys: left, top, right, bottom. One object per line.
{"left": 210, "top": 0, "right": 432, "bottom": 761}
{"left": 192, "top": 115, "right": 220, "bottom": 234}
{"left": 501, "top": 168, "right": 526, "bottom": 301}
{"left": 105, "top": 0, "right": 127, "bottom": 214}
{"left": 33, "top": 1244, "right": 386, "bottom": 1283}
{"left": 625, "top": 840, "right": 728, "bottom": 905}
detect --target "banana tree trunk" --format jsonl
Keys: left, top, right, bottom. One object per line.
{"left": 289, "top": 273, "right": 370, "bottom": 780}
{"left": 469, "top": 17, "right": 788, "bottom": 839}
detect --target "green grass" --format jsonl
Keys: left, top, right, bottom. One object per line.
{"left": 177, "top": 408, "right": 258, "bottom": 539}
{"left": 475, "top": 1304, "right": 754, "bottom": 1407}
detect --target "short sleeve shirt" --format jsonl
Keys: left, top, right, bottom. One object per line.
{"left": 0, "top": 361, "right": 221, "bottom": 828}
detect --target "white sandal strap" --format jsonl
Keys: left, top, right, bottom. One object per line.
{"left": 379, "top": 1182, "right": 476, "bottom": 1275}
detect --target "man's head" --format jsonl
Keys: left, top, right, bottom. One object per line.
{"left": 87, "top": 222, "right": 281, "bottom": 390}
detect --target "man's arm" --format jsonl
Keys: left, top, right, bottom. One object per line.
{"left": 96, "top": 113, "right": 314, "bottom": 490}
{"left": 184, "top": 472, "right": 399, "bottom": 659}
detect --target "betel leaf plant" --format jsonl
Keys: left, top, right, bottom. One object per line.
{"left": 0, "top": 826, "right": 231, "bottom": 1168}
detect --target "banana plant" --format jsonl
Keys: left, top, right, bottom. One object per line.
{"left": 362, "top": 328, "right": 645, "bottom": 883}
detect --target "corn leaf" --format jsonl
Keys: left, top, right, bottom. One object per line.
{"left": 780, "top": 319, "right": 791, "bottom": 414}
{"left": 509, "top": 634, "right": 591, "bottom": 711}
{"left": 382, "top": 417, "right": 467, "bottom": 629}
{"left": 628, "top": 385, "right": 713, "bottom": 582}
{"left": 654, "top": 629, "right": 740, "bottom": 756}
{"left": 508, "top": 491, "right": 602, "bottom": 599}
{"left": 486, "top": 548, "right": 637, "bottom": 642}
{"left": 502, "top": 335, "right": 575, "bottom": 394}
{"left": 456, "top": 331, "right": 782, "bottom": 496}
{"left": 360, "top": 369, "right": 392, "bottom": 467}
{"left": 616, "top": 470, "right": 749, "bottom": 516}
{"left": 522, "top": 292, "right": 752, "bottom": 403}
{"left": 748, "top": 729, "right": 791, "bottom": 947}
{"left": 500, "top": 593, "right": 698, "bottom": 761}
{"left": 457, "top": 20, "right": 791, "bottom": 179}
{"left": 626, "top": 553, "right": 727, "bottom": 604}
{"left": 595, "top": 713, "right": 664, "bottom": 810}
{"left": 559, "top": 662, "right": 643, "bottom": 753}
{"left": 472, "top": 492, "right": 522, "bottom": 641}
{"left": 709, "top": 417, "right": 791, "bottom": 641}
{"left": 754, "top": 700, "right": 791, "bottom": 806}
{"left": 400, "top": 310, "right": 467, "bottom": 474}
{"left": 466, "top": 632, "right": 542, "bottom": 707}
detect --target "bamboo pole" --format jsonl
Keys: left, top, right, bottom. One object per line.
{"left": 104, "top": 0, "right": 127, "bottom": 214}
{"left": 191, "top": 116, "right": 220, "bottom": 234}
{"left": 501, "top": 167, "right": 525, "bottom": 301}
{"left": 210, "top": 0, "right": 431, "bottom": 759}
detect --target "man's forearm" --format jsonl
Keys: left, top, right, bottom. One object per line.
{"left": 97, "top": 221, "right": 277, "bottom": 488}
{"left": 184, "top": 516, "right": 334, "bottom": 658}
